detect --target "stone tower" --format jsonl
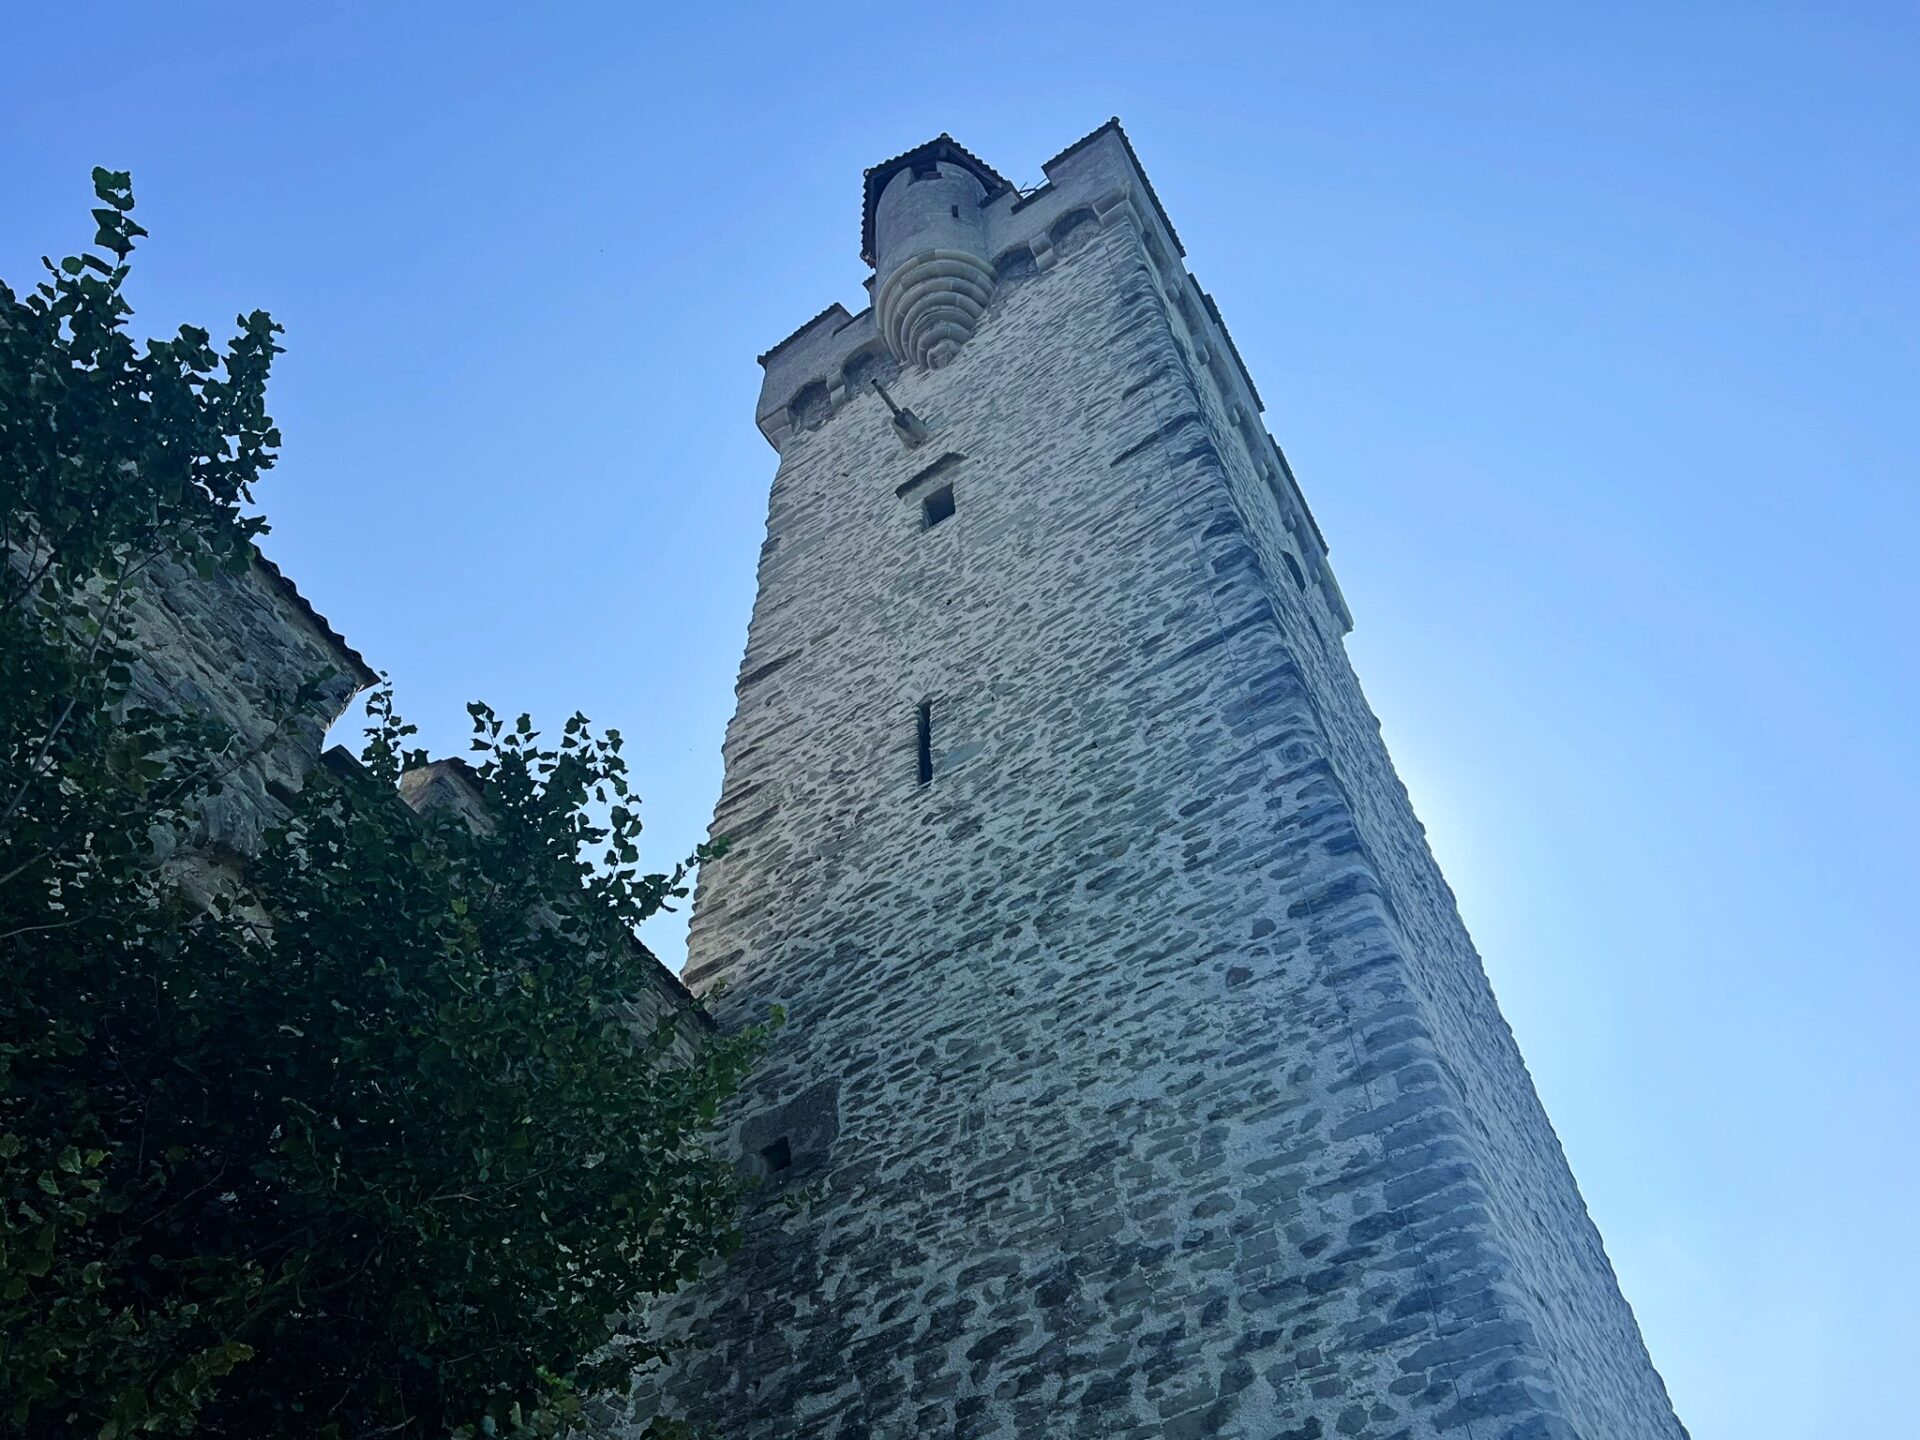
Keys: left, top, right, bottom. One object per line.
{"left": 643, "top": 123, "right": 1687, "bottom": 1440}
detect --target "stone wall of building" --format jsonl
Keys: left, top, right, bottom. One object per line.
{"left": 119, "top": 559, "right": 709, "bottom": 1043}
{"left": 119, "top": 553, "right": 375, "bottom": 886}
{"left": 635, "top": 125, "right": 1685, "bottom": 1439}
{"left": 99, "top": 545, "right": 704, "bottom": 1039}
{"left": 395, "top": 757, "right": 707, "bottom": 1052}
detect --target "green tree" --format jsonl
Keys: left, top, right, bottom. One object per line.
{"left": 1, "top": 171, "right": 773, "bottom": 1438}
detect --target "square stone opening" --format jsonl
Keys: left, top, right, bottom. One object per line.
{"left": 922, "top": 484, "right": 955, "bottom": 529}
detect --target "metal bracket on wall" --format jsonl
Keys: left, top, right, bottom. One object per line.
{"left": 872, "top": 379, "right": 930, "bottom": 448}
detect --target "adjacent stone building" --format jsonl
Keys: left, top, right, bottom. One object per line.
{"left": 111, "top": 554, "right": 703, "bottom": 1038}
{"left": 119, "top": 552, "right": 375, "bottom": 891}
{"left": 642, "top": 122, "right": 1688, "bottom": 1439}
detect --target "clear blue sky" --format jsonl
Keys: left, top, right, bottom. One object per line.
{"left": 5, "top": 4, "right": 1913, "bottom": 1435}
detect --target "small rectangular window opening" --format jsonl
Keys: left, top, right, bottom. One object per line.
{"left": 759, "top": 1137, "right": 792, "bottom": 1174}
{"left": 916, "top": 700, "right": 933, "bottom": 786}
{"left": 922, "top": 483, "right": 955, "bottom": 529}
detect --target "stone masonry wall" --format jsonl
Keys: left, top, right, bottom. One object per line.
{"left": 121, "top": 555, "right": 373, "bottom": 882}
{"left": 396, "top": 757, "right": 707, "bottom": 1054}
{"left": 634, "top": 130, "right": 1685, "bottom": 1440}
{"left": 1150, "top": 267, "right": 1681, "bottom": 1440}
{"left": 116, "top": 563, "right": 705, "bottom": 1042}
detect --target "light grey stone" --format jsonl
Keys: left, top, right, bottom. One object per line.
{"left": 629, "top": 122, "right": 1690, "bottom": 1440}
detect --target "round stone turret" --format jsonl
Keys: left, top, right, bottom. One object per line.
{"left": 872, "top": 160, "right": 996, "bottom": 370}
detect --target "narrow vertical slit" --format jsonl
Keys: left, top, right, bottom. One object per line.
{"left": 916, "top": 700, "right": 933, "bottom": 787}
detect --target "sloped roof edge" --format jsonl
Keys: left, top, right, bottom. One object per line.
{"left": 254, "top": 548, "right": 377, "bottom": 686}
{"left": 758, "top": 303, "right": 854, "bottom": 369}
{"left": 1041, "top": 117, "right": 1186, "bottom": 258}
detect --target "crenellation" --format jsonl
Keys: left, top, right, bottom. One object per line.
{"left": 757, "top": 126, "right": 1195, "bottom": 455}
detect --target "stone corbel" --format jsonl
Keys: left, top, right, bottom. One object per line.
{"left": 1093, "top": 184, "right": 1136, "bottom": 231}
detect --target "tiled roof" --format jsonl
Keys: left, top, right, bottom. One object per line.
{"left": 757, "top": 303, "right": 853, "bottom": 368}
{"left": 860, "top": 134, "right": 1012, "bottom": 266}
{"left": 1198, "top": 287, "right": 1265, "bottom": 414}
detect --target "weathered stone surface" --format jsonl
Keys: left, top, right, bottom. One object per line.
{"left": 100, "top": 545, "right": 710, "bottom": 1039}
{"left": 120, "top": 554, "right": 374, "bottom": 886}
{"left": 632, "top": 123, "right": 1687, "bottom": 1439}
{"left": 393, "top": 755, "right": 706, "bottom": 1050}
{"left": 120, "top": 565, "right": 709, "bottom": 1067}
